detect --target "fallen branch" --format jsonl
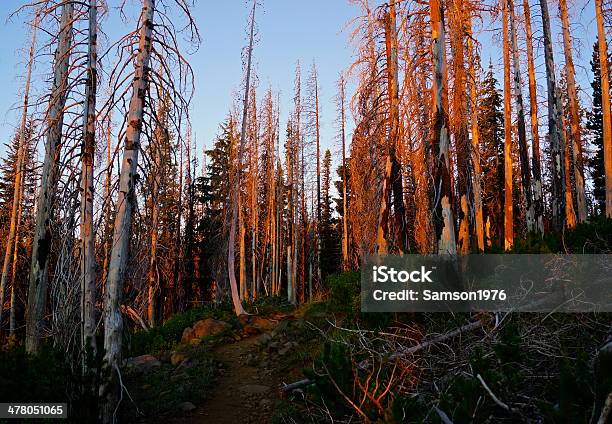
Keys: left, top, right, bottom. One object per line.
{"left": 390, "top": 320, "right": 484, "bottom": 360}
{"left": 121, "top": 305, "right": 149, "bottom": 332}
{"left": 434, "top": 406, "right": 454, "bottom": 424}
{"left": 281, "top": 378, "right": 314, "bottom": 392}
{"left": 476, "top": 373, "right": 516, "bottom": 414}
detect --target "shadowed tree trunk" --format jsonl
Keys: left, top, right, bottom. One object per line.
{"left": 25, "top": 3, "right": 74, "bottom": 353}
{"left": 540, "top": 0, "right": 566, "bottom": 230}
{"left": 430, "top": 0, "right": 457, "bottom": 255}
{"left": 523, "top": 0, "right": 544, "bottom": 234}
{"left": 101, "top": 1, "right": 156, "bottom": 421}
{"left": 80, "top": 0, "right": 98, "bottom": 353}
{"left": 509, "top": 0, "right": 534, "bottom": 232}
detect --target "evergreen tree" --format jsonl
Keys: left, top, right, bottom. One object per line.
{"left": 587, "top": 40, "right": 607, "bottom": 215}
{"left": 319, "top": 149, "right": 339, "bottom": 277}
{"left": 478, "top": 65, "right": 505, "bottom": 245}
{"left": 192, "top": 116, "right": 237, "bottom": 299}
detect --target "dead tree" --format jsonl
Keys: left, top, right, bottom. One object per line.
{"left": 508, "top": 0, "right": 534, "bottom": 233}
{"left": 79, "top": 0, "right": 98, "bottom": 353}
{"left": 26, "top": 2, "right": 75, "bottom": 353}
{"left": 228, "top": 0, "right": 256, "bottom": 314}
{"left": 430, "top": 0, "right": 457, "bottom": 255}
{"left": 502, "top": 0, "right": 514, "bottom": 250}
{"left": 539, "top": 0, "right": 566, "bottom": 230}
{"left": 523, "top": 0, "right": 544, "bottom": 234}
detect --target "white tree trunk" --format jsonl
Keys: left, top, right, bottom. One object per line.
{"left": 540, "top": 0, "right": 567, "bottom": 230}
{"left": 25, "top": 3, "right": 74, "bottom": 353}
{"left": 80, "top": 0, "right": 98, "bottom": 354}
{"left": 101, "top": 1, "right": 155, "bottom": 421}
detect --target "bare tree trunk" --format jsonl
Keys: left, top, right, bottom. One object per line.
{"left": 101, "top": 1, "right": 155, "bottom": 421}
{"left": 339, "top": 75, "right": 349, "bottom": 268}
{"left": 0, "top": 11, "right": 38, "bottom": 333}
{"left": 466, "top": 13, "right": 484, "bottom": 251}
{"left": 595, "top": 0, "right": 612, "bottom": 218}
{"left": 502, "top": 0, "right": 514, "bottom": 250}
{"left": 314, "top": 66, "right": 322, "bottom": 295}
{"left": 102, "top": 111, "right": 114, "bottom": 287}
{"left": 449, "top": 0, "right": 472, "bottom": 254}
{"left": 540, "top": 0, "right": 567, "bottom": 230}
{"left": 559, "top": 0, "right": 587, "bottom": 223}
{"left": 430, "top": 0, "right": 457, "bottom": 255}
{"left": 147, "top": 133, "right": 161, "bottom": 326}
{"left": 509, "top": 0, "right": 534, "bottom": 232}
{"left": 80, "top": 0, "right": 98, "bottom": 353}
{"left": 228, "top": 0, "right": 256, "bottom": 315}
{"left": 523, "top": 0, "right": 544, "bottom": 233}
{"left": 25, "top": 3, "right": 74, "bottom": 353}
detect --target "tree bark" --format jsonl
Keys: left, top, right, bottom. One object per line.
{"left": 25, "top": 3, "right": 74, "bottom": 353}
{"left": 228, "top": 0, "right": 256, "bottom": 315}
{"left": 466, "top": 12, "right": 484, "bottom": 251}
{"left": 430, "top": 0, "right": 457, "bottom": 255}
{"left": 509, "top": 0, "right": 534, "bottom": 232}
{"left": 101, "top": 1, "right": 155, "bottom": 421}
{"left": 523, "top": 0, "right": 544, "bottom": 234}
{"left": 540, "top": 0, "right": 567, "bottom": 230}
{"left": 339, "top": 76, "right": 349, "bottom": 268}
{"left": 80, "top": 0, "right": 98, "bottom": 353}
{"left": 502, "top": 0, "right": 514, "bottom": 250}
{"left": 559, "top": 0, "right": 587, "bottom": 223}
{"left": 595, "top": 0, "right": 612, "bottom": 218}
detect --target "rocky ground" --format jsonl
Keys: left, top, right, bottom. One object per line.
{"left": 122, "top": 311, "right": 314, "bottom": 423}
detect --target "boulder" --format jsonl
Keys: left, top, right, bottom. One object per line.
{"left": 181, "top": 318, "right": 231, "bottom": 343}
{"left": 125, "top": 354, "right": 161, "bottom": 373}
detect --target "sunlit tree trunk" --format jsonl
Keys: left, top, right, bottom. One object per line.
{"left": 338, "top": 75, "right": 349, "bottom": 268}
{"left": 540, "top": 0, "right": 566, "bottom": 230}
{"left": 430, "top": 0, "right": 457, "bottom": 255}
{"left": 595, "top": 0, "right": 612, "bottom": 217}
{"left": 449, "top": 0, "right": 472, "bottom": 254}
{"left": 509, "top": 0, "right": 534, "bottom": 232}
{"left": 313, "top": 66, "right": 322, "bottom": 294}
{"left": 523, "top": 0, "right": 544, "bottom": 234}
{"left": 101, "top": 1, "right": 155, "bottom": 420}
{"left": 559, "top": 0, "right": 586, "bottom": 223}
{"left": 466, "top": 12, "right": 484, "bottom": 251}
{"left": 502, "top": 0, "right": 514, "bottom": 250}
{"left": 80, "top": 0, "right": 98, "bottom": 353}
{"left": 228, "top": 0, "right": 256, "bottom": 315}
{"left": 0, "top": 10, "right": 38, "bottom": 333}
{"left": 26, "top": 3, "right": 74, "bottom": 353}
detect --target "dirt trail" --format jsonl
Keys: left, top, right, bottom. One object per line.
{"left": 177, "top": 332, "right": 281, "bottom": 424}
